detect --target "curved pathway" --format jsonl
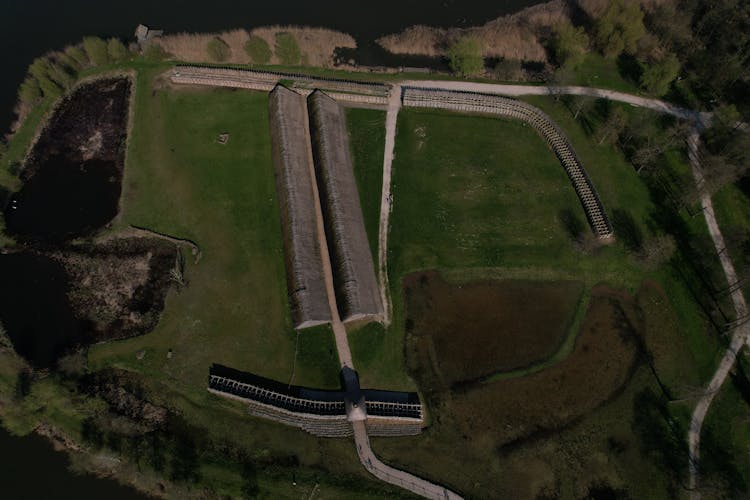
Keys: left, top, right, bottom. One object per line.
{"left": 353, "top": 421, "right": 462, "bottom": 500}
{"left": 400, "top": 80, "right": 711, "bottom": 125}
{"left": 686, "top": 127, "right": 749, "bottom": 498}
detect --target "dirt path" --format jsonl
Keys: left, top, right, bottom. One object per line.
{"left": 353, "top": 421, "right": 462, "bottom": 500}
{"left": 686, "top": 127, "right": 749, "bottom": 498}
{"left": 377, "top": 85, "right": 401, "bottom": 326}
{"left": 400, "top": 80, "right": 711, "bottom": 124}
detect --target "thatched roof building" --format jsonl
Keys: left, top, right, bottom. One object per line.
{"left": 307, "top": 91, "right": 383, "bottom": 323}
{"left": 268, "top": 85, "right": 331, "bottom": 329}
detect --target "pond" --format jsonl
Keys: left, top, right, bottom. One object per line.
{"left": 0, "top": 425, "right": 146, "bottom": 499}
{"left": 4, "top": 78, "right": 130, "bottom": 242}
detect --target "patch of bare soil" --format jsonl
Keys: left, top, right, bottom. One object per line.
{"left": 404, "top": 270, "right": 583, "bottom": 385}
{"left": 48, "top": 237, "right": 178, "bottom": 342}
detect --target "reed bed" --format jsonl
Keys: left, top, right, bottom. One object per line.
{"left": 376, "top": 0, "right": 569, "bottom": 62}
{"left": 156, "top": 26, "right": 355, "bottom": 67}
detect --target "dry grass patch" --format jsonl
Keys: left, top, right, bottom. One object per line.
{"left": 404, "top": 271, "right": 583, "bottom": 385}
{"left": 377, "top": 0, "right": 568, "bottom": 61}
{"left": 250, "top": 26, "right": 355, "bottom": 67}
{"left": 156, "top": 26, "right": 355, "bottom": 67}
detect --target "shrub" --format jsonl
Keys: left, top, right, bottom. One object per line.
{"left": 18, "top": 77, "right": 41, "bottom": 105}
{"left": 244, "top": 36, "right": 271, "bottom": 64}
{"left": 447, "top": 37, "right": 484, "bottom": 77}
{"left": 64, "top": 45, "right": 89, "bottom": 68}
{"left": 38, "top": 77, "right": 62, "bottom": 99}
{"left": 275, "top": 32, "right": 301, "bottom": 65}
{"left": 206, "top": 37, "right": 231, "bottom": 62}
{"left": 639, "top": 53, "right": 680, "bottom": 96}
{"left": 57, "top": 51, "right": 81, "bottom": 72}
{"left": 107, "top": 38, "right": 129, "bottom": 62}
{"left": 47, "top": 62, "right": 75, "bottom": 89}
{"left": 28, "top": 57, "right": 53, "bottom": 82}
{"left": 550, "top": 21, "right": 589, "bottom": 69}
{"left": 82, "top": 36, "right": 109, "bottom": 66}
{"left": 594, "top": 0, "right": 646, "bottom": 58}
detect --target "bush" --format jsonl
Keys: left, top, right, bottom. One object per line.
{"left": 594, "top": 0, "right": 646, "bottom": 58}
{"left": 244, "top": 36, "right": 271, "bottom": 64}
{"left": 107, "top": 38, "right": 129, "bottom": 62}
{"left": 550, "top": 21, "right": 589, "bottom": 69}
{"left": 447, "top": 37, "right": 484, "bottom": 77}
{"left": 82, "top": 36, "right": 109, "bottom": 66}
{"left": 18, "top": 77, "right": 42, "bottom": 105}
{"left": 64, "top": 45, "right": 89, "bottom": 68}
{"left": 275, "top": 32, "right": 301, "bottom": 65}
{"left": 47, "top": 62, "right": 74, "bottom": 89}
{"left": 38, "top": 77, "right": 62, "bottom": 99}
{"left": 28, "top": 57, "right": 52, "bottom": 82}
{"left": 206, "top": 37, "right": 231, "bottom": 62}
{"left": 56, "top": 51, "right": 81, "bottom": 72}
{"left": 639, "top": 53, "right": 680, "bottom": 96}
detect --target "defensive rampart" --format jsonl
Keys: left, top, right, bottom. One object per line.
{"left": 402, "top": 87, "right": 614, "bottom": 239}
{"left": 171, "top": 65, "right": 390, "bottom": 106}
{"left": 208, "top": 364, "right": 423, "bottom": 438}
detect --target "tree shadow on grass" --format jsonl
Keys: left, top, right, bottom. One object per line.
{"left": 611, "top": 208, "right": 643, "bottom": 252}
{"left": 558, "top": 207, "right": 586, "bottom": 240}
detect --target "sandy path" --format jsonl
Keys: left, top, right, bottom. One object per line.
{"left": 377, "top": 85, "right": 401, "bottom": 326}
{"left": 686, "top": 127, "right": 749, "bottom": 498}
{"left": 400, "top": 80, "right": 711, "bottom": 124}
{"left": 353, "top": 421, "right": 463, "bottom": 500}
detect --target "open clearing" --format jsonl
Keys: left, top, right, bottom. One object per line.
{"left": 403, "top": 270, "right": 583, "bottom": 384}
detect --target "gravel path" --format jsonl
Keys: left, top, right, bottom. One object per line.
{"left": 400, "top": 80, "right": 712, "bottom": 124}
{"left": 353, "top": 421, "right": 462, "bottom": 500}
{"left": 376, "top": 85, "right": 401, "bottom": 326}
{"left": 686, "top": 127, "right": 749, "bottom": 498}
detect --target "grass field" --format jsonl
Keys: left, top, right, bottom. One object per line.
{"left": 343, "top": 98, "right": 746, "bottom": 497}
{"left": 346, "top": 108, "right": 385, "bottom": 260}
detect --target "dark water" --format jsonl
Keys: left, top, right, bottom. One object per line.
{"left": 0, "top": 252, "right": 90, "bottom": 368}
{"left": 4, "top": 78, "right": 130, "bottom": 242}
{"left": 1, "top": 0, "right": 543, "bottom": 133}
{"left": 0, "top": 426, "right": 145, "bottom": 499}
{"left": 5, "top": 158, "right": 121, "bottom": 241}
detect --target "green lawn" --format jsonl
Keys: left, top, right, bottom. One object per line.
{"left": 351, "top": 106, "right": 658, "bottom": 391}
{"left": 346, "top": 108, "right": 385, "bottom": 259}
{"left": 89, "top": 68, "right": 343, "bottom": 389}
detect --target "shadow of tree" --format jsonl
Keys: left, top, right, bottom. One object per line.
{"left": 611, "top": 208, "right": 643, "bottom": 252}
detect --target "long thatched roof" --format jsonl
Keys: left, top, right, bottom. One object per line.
{"left": 307, "top": 90, "right": 383, "bottom": 322}
{"left": 268, "top": 85, "right": 331, "bottom": 329}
